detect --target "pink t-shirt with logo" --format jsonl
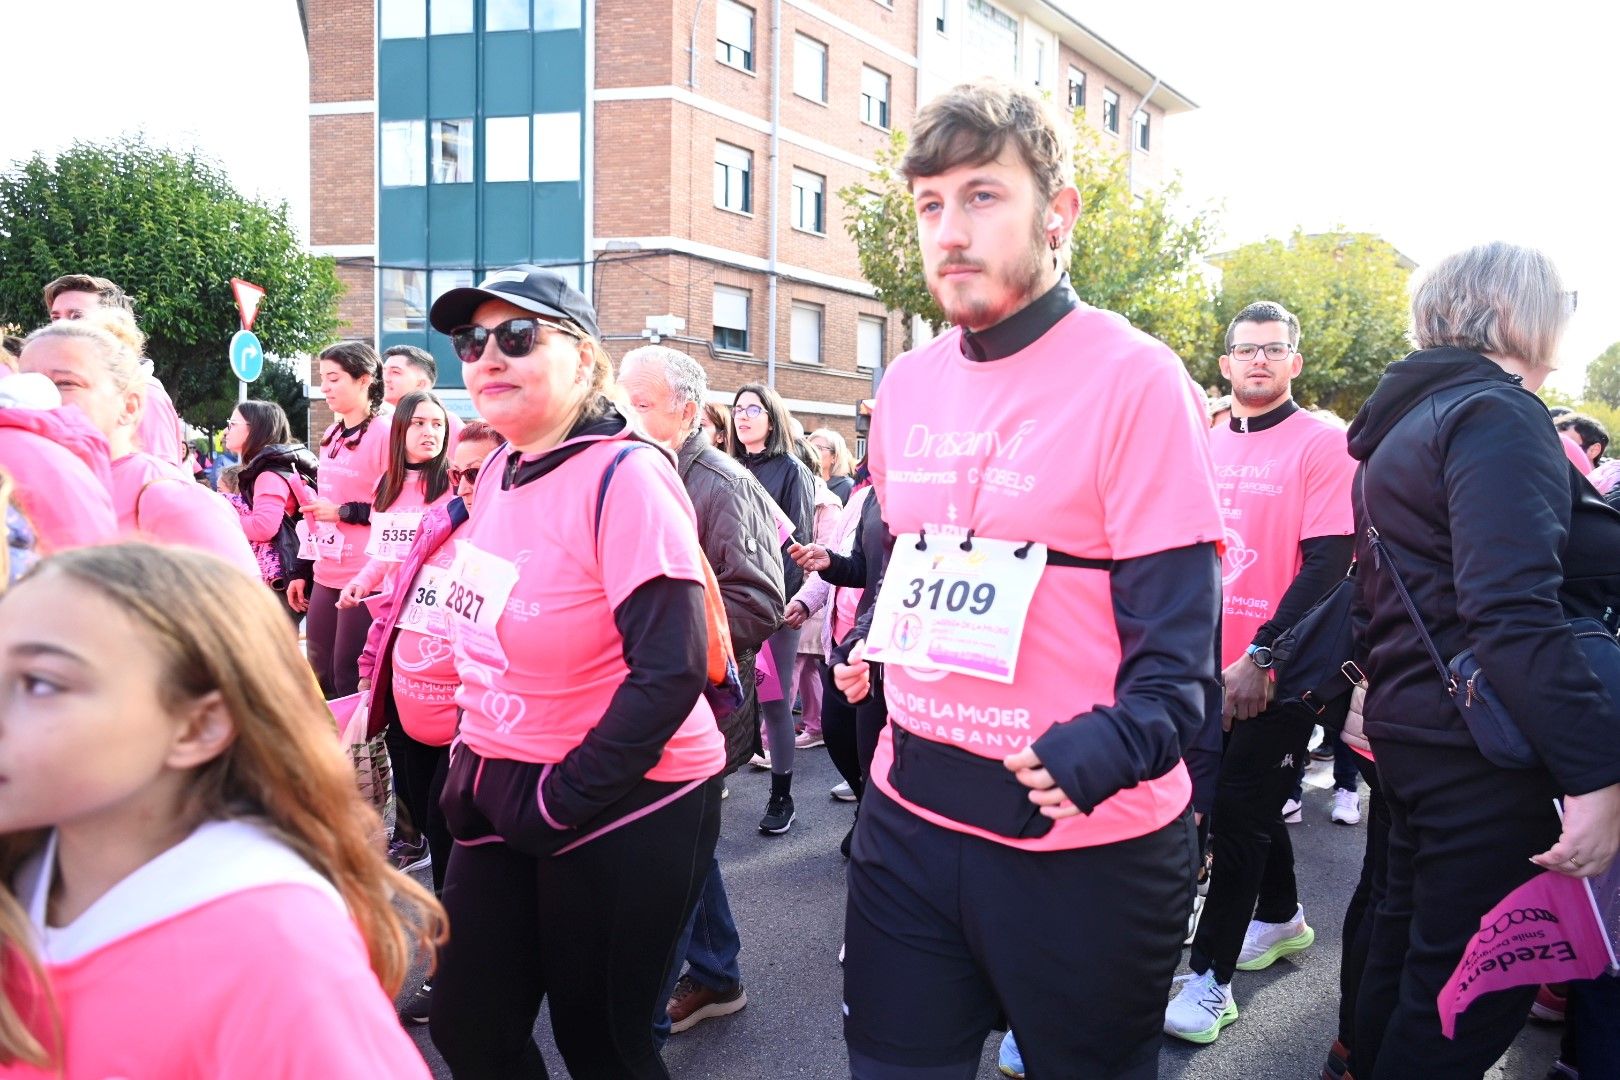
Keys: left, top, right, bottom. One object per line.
{"left": 391, "top": 538, "right": 461, "bottom": 747}
{"left": 110, "top": 452, "right": 259, "bottom": 577}
{"left": 1209, "top": 410, "right": 1357, "bottom": 668}
{"left": 313, "top": 415, "right": 393, "bottom": 589}
{"left": 451, "top": 435, "right": 726, "bottom": 781}
{"left": 868, "top": 305, "right": 1224, "bottom": 851}
{"left": 347, "top": 472, "right": 454, "bottom": 597}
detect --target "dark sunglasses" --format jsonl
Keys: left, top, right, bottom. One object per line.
{"left": 450, "top": 317, "right": 585, "bottom": 364}
{"left": 449, "top": 464, "right": 481, "bottom": 487}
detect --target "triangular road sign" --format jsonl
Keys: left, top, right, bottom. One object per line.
{"left": 231, "top": 278, "right": 266, "bottom": 331}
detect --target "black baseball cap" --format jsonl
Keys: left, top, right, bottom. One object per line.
{"left": 429, "top": 264, "right": 600, "bottom": 339}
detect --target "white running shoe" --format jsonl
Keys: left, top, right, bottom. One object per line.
{"left": 748, "top": 751, "right": 771, "bottom": 770}
{"left": 1184, "top": 892, "right": 1206, "bottom": 946}
{"left": 830, "top": 780, "right": 856, "bottom": 802}
{"left": 1331, "top": 787, "right": 1362, "bottom": 825}
{"left": 1163, "top": 971, "right": 1237, "bottom": 1044}
{"left": 1236, "top": 904, "right": 1315, "bottom": 971}
{"left": 1281, "top": 797, "right": 1303, "bottom": 824}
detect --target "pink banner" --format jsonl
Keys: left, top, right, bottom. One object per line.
{"left": 1438, "top": 869, "right": 1614, "bottom": 1039}
{"left": 755, "top": 643, "right": 783, "bottom": 703}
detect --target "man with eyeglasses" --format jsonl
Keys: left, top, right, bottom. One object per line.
{"left": 1164, "top": 300, "right": 1358, "bottom": 1044}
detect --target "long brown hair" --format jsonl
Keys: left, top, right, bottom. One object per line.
{"left": 373, "top": 391, "right": 451, "bottom": 511}
{"left": 0, "top": 544, "right": 447, "bottom": 1068}
{"left": 318, "top": 342, "right": 385, "bottom": 453}
{"left": 727, "top": 382, "right": 796, "bottom": 459}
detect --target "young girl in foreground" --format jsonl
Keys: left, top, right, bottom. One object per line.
{"left": 0, "top": 543, "right": 445, "bottom": 1078}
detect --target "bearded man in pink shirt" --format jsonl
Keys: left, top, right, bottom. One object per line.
{"left": 832, "top": 80, "right": 1224, "bottom": 1080}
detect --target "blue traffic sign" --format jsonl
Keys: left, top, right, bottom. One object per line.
{"left": 230, "top": 330, "right": 264, "bottom": 383}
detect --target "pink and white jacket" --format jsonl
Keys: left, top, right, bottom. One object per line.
{"left": 0, "top": 398, "right": 118, "bottom": 554}
{"left": 6, "top": 819, "right": 432, "bottom": 1079}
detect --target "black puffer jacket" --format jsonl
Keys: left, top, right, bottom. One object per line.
{"left": 1347, "top": 348, "right": 1620, "bottom": 795}
{"left": 736, "top": 449, "right": 816, "bottom": 597}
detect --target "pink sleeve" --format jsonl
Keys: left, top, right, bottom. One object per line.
{"left": 0, "top": 429, "right": 117, "bottom": 553}
{"left": 597, "top": 449, "right": 706, "bottom": 610}
{"left": 351, "top": 558, "right": 388, "bottom": 597}
{"left": 237, "top": 473, "right": 293, "bottom": 543}
{"left": 1101, "top": 356, "right": 1225, "bottom": 560}
{"left": 1299, "top": 426, "right": 1357, "bottom": 541}
{"left": 137, "top": 381, "right": 185, "bottom": 465}
{"left": 138, "top": 482, "right": 261, "bottom": 577}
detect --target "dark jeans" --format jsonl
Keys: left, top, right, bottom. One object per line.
{"left": 390, "top": 727, "right": 450, "bottom": 895}
{"left": 1336, "top": 753, "right": 1389, "bottom": 1066}
{"left": 431, "top": 776, "right": 721, "bottom": 1079}
{"left": 1191, "top": 704, "right": 1315, "bottom": 983}
{"left": 305, "top": 583, "right": 373, "bottom": 698}
{"left": 844, "top": 786, "right": 1195, "bottom": 1079}
{"left": 1353, "top": 741, "right": 1560, "bottom": 1078}
{"left": 653, "top": 857, "right": 743, "bottom": 1042}
{"left": 1331, "top": 728, "right": 1360, "bottom": 792}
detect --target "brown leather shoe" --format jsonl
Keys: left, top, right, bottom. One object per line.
{"left": 667, "top": 974, "right": 748, "bottom": 1033}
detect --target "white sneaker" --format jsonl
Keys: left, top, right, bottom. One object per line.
{"left": 1281, "top": 797, "right": 1303, "bottom": 823}
{"left": 1332, "top": 787, "right": 1361, "bottom": 825}
{"left": 1163, "top": 971, "right": 1237, "bottom": 1044}
{"left": 1235, "top": 904, "right": 1315, "bottom": 971}
{"left": 748, "top": 751, "right": 771, "bottom": 770}
{"left": 1184, "top": 892, "right": 1206, "bottom": 946}
{"left": 830, "top": 780, "right": 856, "bottom": 802}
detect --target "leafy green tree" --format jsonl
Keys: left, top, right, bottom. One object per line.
{"left": 1583, "top": 341, "right": 1620, "bottom": 409}
{"left": 1210, "top": 230, "right": 1411, "bottom": 416}
{"left": 0, "top": 138, "right": 341, "bottom": 430}
{"left": 838, "top": 120, "right": 1219, "bottom": 362}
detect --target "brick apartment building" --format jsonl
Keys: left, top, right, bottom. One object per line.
{"left": 298, "top": 0, "right": 1192, "bottom": 436}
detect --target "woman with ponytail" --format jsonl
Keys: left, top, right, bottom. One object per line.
{"left": 298, "top": 342, "right": 391, "bottom": 698}
{"left": 0, "top": 543, "right": 444, "bottom": 1076}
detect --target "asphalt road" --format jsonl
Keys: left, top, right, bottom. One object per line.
{"left": 401, "top": 749, "right": 1561, "bottom": 1079}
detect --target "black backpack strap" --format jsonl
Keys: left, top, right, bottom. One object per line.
{"left": 594, "top": 443, "right": 656, "bottom": 542}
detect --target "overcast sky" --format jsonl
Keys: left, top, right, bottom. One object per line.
{"left": 3, "top": 0, "right": 1615, "bottom": 392}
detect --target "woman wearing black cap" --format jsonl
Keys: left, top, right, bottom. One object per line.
{"left": 423, "top": 265, "right": 725, "bottom": 1079}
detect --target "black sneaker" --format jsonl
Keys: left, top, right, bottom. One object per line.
{"left": 840, "top": 823, "right": 855, "bottom": 859}
{"left": 759, "top": 794, "right": 796, "bottom": 834}
{"left": 402, "top": 981, "right": 432, "bottom": 1025}
{"left": 390, "top": 836, "right": 430, "bottom": 874}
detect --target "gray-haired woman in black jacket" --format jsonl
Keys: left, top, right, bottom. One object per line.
{"left": 1345, "top": 242, "right": 1620, "bottom": 1078}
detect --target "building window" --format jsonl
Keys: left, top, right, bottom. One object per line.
{"left": 1134, "top": 110, "right": 1151, "bottom": 151}
{"left": 430, "top": 119, "right": 474, "bottom": 183}
{"left": 716, "top": 0, "right": 755, "bottom": 72}
{"left": 534, "top": 0, "right": 581, "bottom": 30}
{"left": 484, "top": 116, "right": 530, "bottom": 182}
{"left": 533, "top": 112, "right": 581, "bottom": 182}
{"left": 487, "top": 0, "right": 530, "bottom": 31}
{"left": 1067, "top": 66, "right": 1085, "bottom": 108}
{"left": 714, "top": 142, "right": 752, "bottom": 213}
{"left": 860, "top": 66, "right": 891, "bottom": 129}
{"left": 857, "top": 315, "right": 884, "bottom": 370}
{"left": 430, "top": 0, "right": 473, "bottom": 33}
{"left": 1103, "top": 88, "right": 1120, "bottom": 133}
{"left": 791, "top": 169, "right": 825, "bottom": 233}
{"left": 714, "top": 286, "right": 750, "bottom": 353}
{"left": 934, "top": 0, "right": 947, "bottom": 33}
{"left": 793, "top": 34, "right": 827, "bottom": 103}
{"left": 791, "top": 302, "right": 823, "bottom": 365}
{"left": 381, "top": 120, "right": 425, "bottom": 187}
{"left": 964, "top": 0, "right": 1018, "bottom": 82}
{"left": 379, "top": 0, "right": 425, "bottom": 38}
{"left": 381, "top": 268, "right": 428, "bottom": 333}
{"left": 430, "top": 269, "right": 474, "bottom": 309}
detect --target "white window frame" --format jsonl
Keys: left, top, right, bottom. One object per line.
{"left": 791, "top": 168, "right": 826, "bottom": 234}
{"left": 793, "top": 34, "right": 828, "bottom": 103}
{"left": 533, "top": 112, "right": 582, "bottom": 182}
{"left": 1103, "top": 88, "right": 1120, "bottom": 134}
{"left": 1067, "top": 66, "right": 1085, "bottom": 109}
{"left": 1134, "top": 110, "right": 1151, "bottom": 152}
{"left": 860, "top": 66, "right": 891, "bottom": 129}
{"left": 716, "top": 0, "right": 756, "bottom": 72}
{"left": 713, "top": 285, "right": 751, "bottom": 353}
{"left": 857, "top": 315, "right": 884, "bottom": 370}
{"left": 791, "top": 301, "right": 823, "bottom": 365}
{"left": 380, "top": 120, "right": 426, "bottom": 187}
{"left": 714, "top": 142, "right": 753, "bottom": 214}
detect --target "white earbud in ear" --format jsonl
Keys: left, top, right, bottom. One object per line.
{"left": 1047, "top": 215, "right": 1062, "bottom": 230}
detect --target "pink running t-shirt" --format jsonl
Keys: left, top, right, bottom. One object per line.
{"left": 1208, "top": 410, "right": 1357, "bottom": 668}
{"left": 867, "top": 304, "right": 1224, "bottom": 851}
{"left": 313, "top": 415, "right": 393, "bottom": 589}
{"left": 110, "top": 453, "right": 259, "bottom": 577}
{"left": 451, "top": 435, "right": 725, "bottom": 780}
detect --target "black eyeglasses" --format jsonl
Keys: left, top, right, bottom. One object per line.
{"left": 450, "top": 317, "right": 584, "bottom": 364}
{"left": 1229, "top": 342, "right": 1294, "bottom": 362}
{"left": 449, "top": 464, "right": 481, "bottom": 487}
{"left": 733, "top": 403, "right": 765, "bottom": 419}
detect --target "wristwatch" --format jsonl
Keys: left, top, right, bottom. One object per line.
{"left": 1246, "top": 643, "right": 1274, "bottom": 669}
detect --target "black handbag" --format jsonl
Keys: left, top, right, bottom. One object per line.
{"left": 1266, "top": 564, "right": 1363, "bottom": 730}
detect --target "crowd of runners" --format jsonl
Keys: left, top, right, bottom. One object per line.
{"left": 0, "top": 78, "right": 1616, "bottom": 1080}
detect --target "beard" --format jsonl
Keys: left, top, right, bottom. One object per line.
{"left": 931, "top": 214, "right": 1049, "bottom": 331}
{"left": 1232, "top": 379, "right": 1289, "bottom": 410}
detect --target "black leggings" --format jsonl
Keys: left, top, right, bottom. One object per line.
{"left": 1336, "top": 754, "right": 1389, "bottom": 1069}
{"left": 305, "top": 583, "right": 373, "bottom": 698}
{"left": 430, "top": 775, "right": 722, "bottom": 1079}
{"left": 822, "top": 663, "right": 888, "bottom": 798}
{"left": 390, "top": 727, "right": 450, "bottom": 894}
